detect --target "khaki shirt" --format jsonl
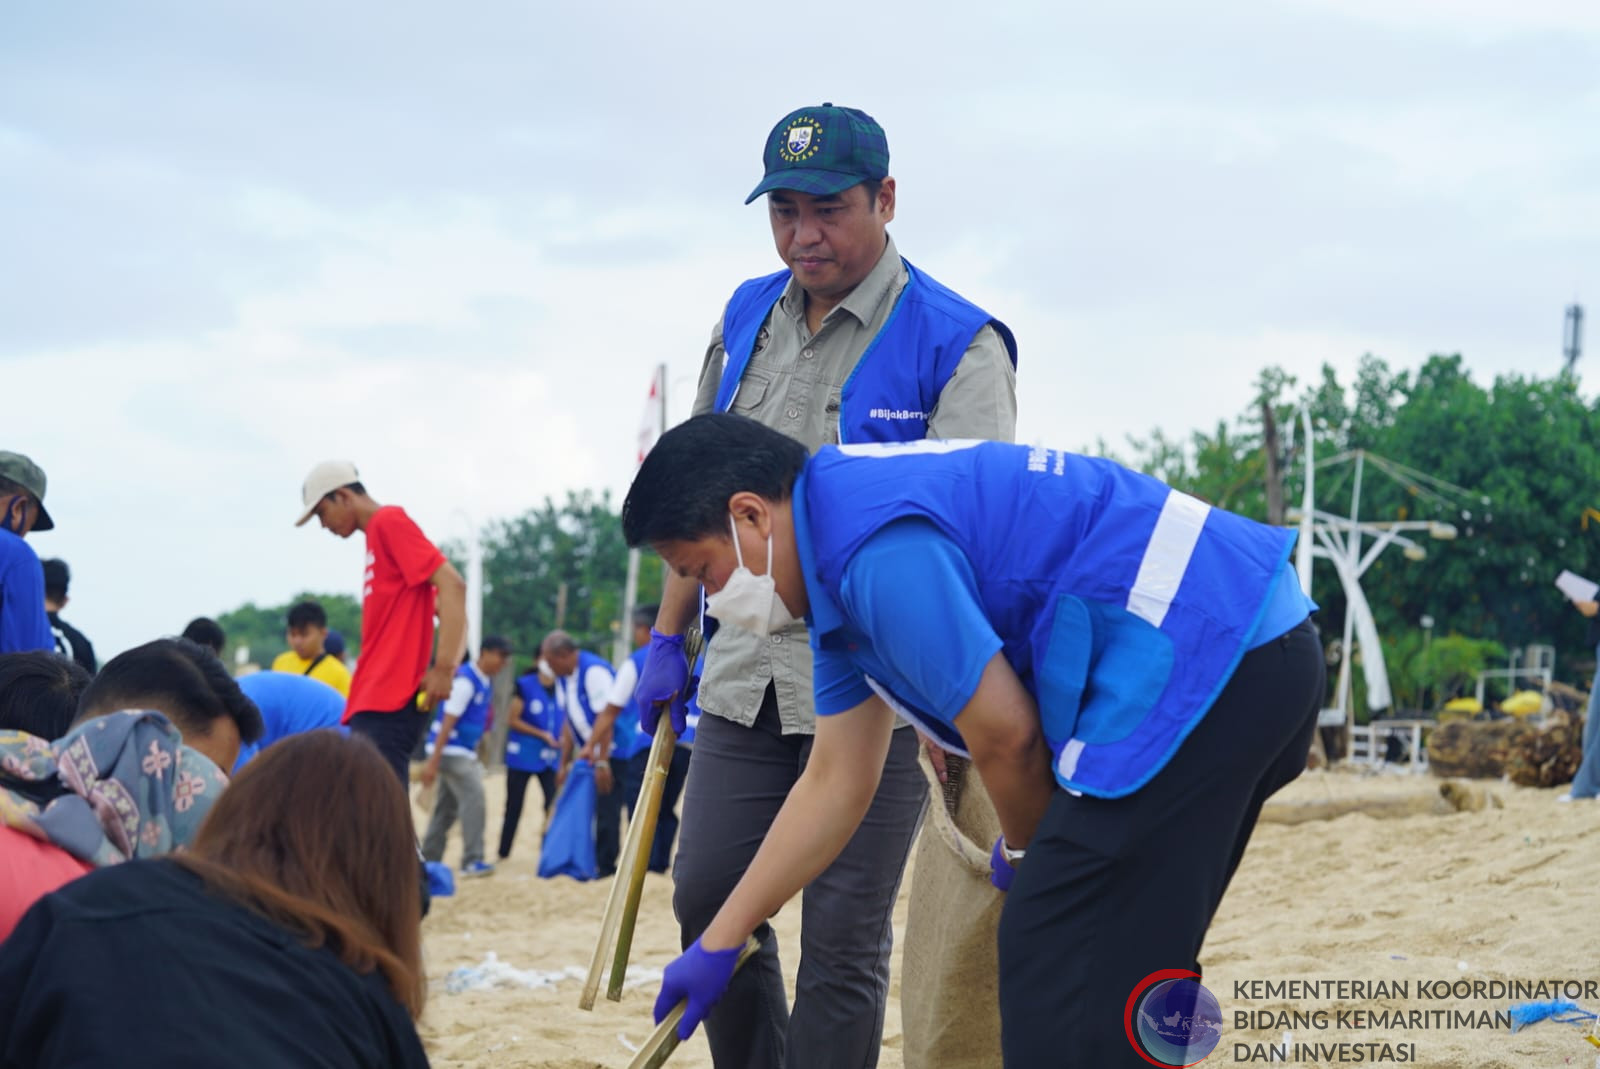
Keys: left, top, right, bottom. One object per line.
{"left": 690, "top": 235, "right": 1018, "bottom": 733}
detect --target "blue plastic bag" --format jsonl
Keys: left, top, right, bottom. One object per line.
{"left": 538, "top": 759, "right": 599, "bottom": 881}
{"left": 425, "top": 861, "right": 456, "bottom": 898}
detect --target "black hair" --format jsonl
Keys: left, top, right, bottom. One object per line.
{"left": 860, "top": 178, "right": 883, "bottom": 207}
{"left": 286, "top": 600, "right": 328, "bottom": 630}
{"left": 78, "top": 638, "right": 264, "bottom": 745}
{"left": 0, "top": 652, "right": 92, "bottom": 739}
{"left": 181, "top": 617, "right": 226, "bottom": 655}
{"left": 632, "top": 603, "right": 659, "bottom": 629}
{"left": 622, "top": 414, "right": 808, "bottom": 547}
{"left": 40, "top": 558, "right": 70, "bottom": 602}
{"left": 480, "top": 635, "right": 511, "bottom": 655}
{"left": 325, "top": 481, "right": 367, "bottom": 501}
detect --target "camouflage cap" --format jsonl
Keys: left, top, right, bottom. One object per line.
{"left": 745, "top": 103, "right": 890, "bottom": 205}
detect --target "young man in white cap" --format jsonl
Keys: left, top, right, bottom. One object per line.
{"left": 0, "top": 452, "right": 56, "bottom": 656}
{"left": 296, "top": 460, "right": 468, "bottom": 784}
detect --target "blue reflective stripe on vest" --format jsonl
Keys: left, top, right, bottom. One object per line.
{"left": 715, "top": 260, "right": 1017, "bottom": 444}
{"left": 801, "top": 441, "right": 1297, "bottom": 797}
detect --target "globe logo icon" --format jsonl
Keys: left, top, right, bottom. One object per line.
{"left": 1135, "top": 978, "right": 1223, "bottom": 1065}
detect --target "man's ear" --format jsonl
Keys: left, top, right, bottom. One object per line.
{"left": 727, "top": 491, "right": 773, "bottom": 538}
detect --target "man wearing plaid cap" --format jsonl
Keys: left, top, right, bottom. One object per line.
{"left": 629, "top": 104, "right": 1019, "bottom": 1068}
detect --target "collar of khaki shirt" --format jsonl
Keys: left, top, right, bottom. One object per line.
{"left": 775, "top": 234, "right": 904, "bottom": 337}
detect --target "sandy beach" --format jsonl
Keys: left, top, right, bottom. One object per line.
{"left": 416, "top": 765, "right": 1600, "bottom": 1069}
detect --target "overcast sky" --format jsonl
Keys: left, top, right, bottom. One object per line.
{"left": 5, "top": 1, "right": 1596, "bottom": 660}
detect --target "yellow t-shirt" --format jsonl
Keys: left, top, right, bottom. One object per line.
{"left": 270, "top": 650, "right": 352, "bottom": 697}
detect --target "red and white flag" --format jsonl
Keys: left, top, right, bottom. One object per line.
{"left": 636, "top": 363, "right": 666, "bottom": 469}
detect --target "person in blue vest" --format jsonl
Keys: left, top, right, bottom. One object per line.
{"left": 420, "top": 636, "right": 512, "bottom": 879}
{"left": 634, "top": 102, "right": 1018, "bottom": 1069}
{"left": 623, "top": 414, "right": 1324, "bottom": 1067}
{"left": 583, "top": 604, "right": 693, "bottom": 874}
{"left": 232, "top": 670, "right": 347, "bottom": 773}
{"left": 498, "top": 658, "right": 563, "bottom": 859}
{"left": 544, "top": 631, "right": 620, "bottom": 874}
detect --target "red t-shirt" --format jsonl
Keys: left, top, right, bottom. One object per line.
{"left": 344, "top": 506, "right": 445, "bottom": 721}
{"left": 0, "top": 824, "right": 94, "bottom": 941}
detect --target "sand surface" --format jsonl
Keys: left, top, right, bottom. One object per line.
{"left": 416, "top": 765, "right": 1600, "bottom": 1068}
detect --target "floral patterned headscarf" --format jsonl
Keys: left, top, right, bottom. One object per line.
{"left": 0, "top": 710, "right": 229, "bottom": 867}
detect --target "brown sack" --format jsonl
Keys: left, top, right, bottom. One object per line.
{"left": 901, "top": 754, "right": 1005, "bottom": 1069}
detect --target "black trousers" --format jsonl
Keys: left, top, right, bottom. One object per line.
{"left": 348, "top": 700, "right": 434, "bottom": 918}
{"left": 595, "top": 755, "right": 647, "bottom": 878}
{"left": 347, "top": 703, "right": 429, "bottom": 787}
{"left": 997, "top": 618, "right": 1324, "bottom": 1067}
{"left": 630, "top": 746, "right": 691, "bottom": 873}
{"left": 498, "top": 767, "right": 558, "bottom": 860}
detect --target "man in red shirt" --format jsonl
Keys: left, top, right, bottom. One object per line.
{"left": 297, "top": 460, "right": 468, "bottom": 784}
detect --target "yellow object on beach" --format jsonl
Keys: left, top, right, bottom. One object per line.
{"left": 1442, "top": 697, "right": 1483, "bottom": 715}
{"left": 1499, "top": 690, "right": 1546, "bottom": 717}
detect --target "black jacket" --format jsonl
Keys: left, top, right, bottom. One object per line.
{"left": 0, "top": 859, "right": 429, "bottom": 1069}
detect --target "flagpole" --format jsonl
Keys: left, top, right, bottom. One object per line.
{"left": 614, "top": 363, "right": 668, "bottom": 666}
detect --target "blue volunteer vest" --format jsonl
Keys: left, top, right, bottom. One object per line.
{"left": 562, "top": 650, "right": 614, "bottom": 745}
{"left": 427, "top": 663, "right": 492, "bottom": 754}
{"left": 798, "top": 440, "right": 1299, "bottom": 798}
{"left": 714, "top": 260, "right": 1018, "bottom": 444}
{"left": 610, "top": 647, "right": 649, "bottom": 760}
{"left": 505, "top": 672, "right": 560, "bottom": 773}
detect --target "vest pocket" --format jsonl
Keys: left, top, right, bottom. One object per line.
{"left": 1037, "top": 596, "right": 1175, "bottom": 749}
{"left": 1036, "top": 596, "right": 1091, "bottom": 751}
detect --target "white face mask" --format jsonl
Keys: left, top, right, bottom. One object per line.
{"left": 703, "top": 515, "right": 798, "bottom": 637}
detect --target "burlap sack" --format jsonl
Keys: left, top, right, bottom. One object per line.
{"left": 901, "top": 754, "right": 1005, "bottom": 1069}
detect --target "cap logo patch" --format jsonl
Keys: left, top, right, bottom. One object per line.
{"left": 780, "top": 120, "right": 820, "bottom": 162}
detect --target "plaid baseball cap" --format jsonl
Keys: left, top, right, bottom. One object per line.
{"left": 0, "top": 451, "right": 53, "bottom": 531}
{"left": 745, "top": 103, "right": 890, "bottom": 205}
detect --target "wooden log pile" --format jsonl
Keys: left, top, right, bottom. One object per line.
{"left": 1425, "top": 683, "right": 1590, "bottom": 786}
{"left": 1503, "top": 708, "right": 1584, "bottom": 787}
{"left": 1425, "top": 718, "right": 1531, "bottom": 779}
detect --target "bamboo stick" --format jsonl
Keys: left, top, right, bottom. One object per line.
{"left": 625, "top": 936, "right": 760, "bottom": 1069}
{"left": 608, "top": 629, "right": 702, "bottom": 999}
{"left": 606, "top": 721, "right": 676, "bottom": 1000}
{"left": 577, "top": 629, "right": 701, "bottom": 1010}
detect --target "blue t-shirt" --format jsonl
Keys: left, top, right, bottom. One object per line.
{"left": 0, "top": 529, "right": 51, "bottom": 655}
{"left": 812, "top": 518, "right": 1314, "bottom": 748}
{"left": 233, "top": 671, "right": 347, "bottom": 772}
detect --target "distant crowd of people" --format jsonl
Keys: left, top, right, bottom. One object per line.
{"left": 0, "top": 447, "right": 681, "bottom": 1066}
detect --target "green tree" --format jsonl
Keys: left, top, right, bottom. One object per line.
{"left": 473, "top": 490, "right": 663, "bottom": 664}
{"left": 215, "top": 592, "right": 362, "bottom": 668}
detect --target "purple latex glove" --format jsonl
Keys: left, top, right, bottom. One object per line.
{"left": 634, "top": 630, "right": 688, "bottom": 736}
{"left": 653, "top": 937, "right": 743, "bottom": 1041}
{"left": 636, "top": 630, "right": 691, "bottom": 736}
{"left": 990, "top": 837, "right": 1020, "bottom": 892}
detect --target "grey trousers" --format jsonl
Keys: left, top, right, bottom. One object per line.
{"left": 421, "top": 753, "right": 487, "bottom": 867}
{"left": 673, "top": 688, "right": 927, "bottom": 1069}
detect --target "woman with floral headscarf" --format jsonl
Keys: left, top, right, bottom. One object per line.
{"left": 0, "top": 709, "right": 227, "bottom": 938}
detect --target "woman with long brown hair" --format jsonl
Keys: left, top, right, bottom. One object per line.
{"left": 0, "top": 730, "right": 430, "bottom": 1067}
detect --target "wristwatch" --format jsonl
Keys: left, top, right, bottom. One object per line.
{"left": 1000, "top": 840, "right": 1027, "bottom": 863}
